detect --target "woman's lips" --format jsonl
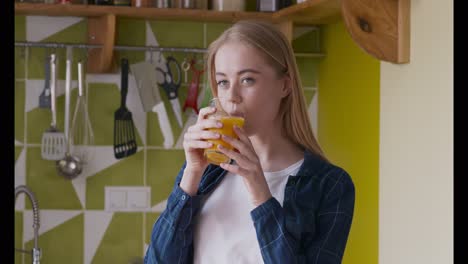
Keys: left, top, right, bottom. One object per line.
{"left": 229, "top": 112, "right": 244, "bottom": 118}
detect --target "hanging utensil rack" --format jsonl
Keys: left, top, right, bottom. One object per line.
{"left": 14, "top": 41, "right": 325, "bottom": 58}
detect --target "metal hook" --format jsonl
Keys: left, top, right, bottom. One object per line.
{"left": 18, "top": 46, "right": 26, "bottom": 59}
{"left": 158, "top": 52, "right": 163, "bottom": 64}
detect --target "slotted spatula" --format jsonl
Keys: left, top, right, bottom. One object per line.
{"left": 114, "top": 58, "right": 137, "bottom": 159}
{"left": 41, "top": 53, "right": 67, "bottom": 160}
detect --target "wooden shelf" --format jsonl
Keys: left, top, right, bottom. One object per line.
{"left": 14, "top": 0, "right": 411, "bottom": 70}
{"left": 274, "top": 0, "right": 342, "bottom": 25}
{"left": 14, "top": 1, "right": 342, "bottom": 24}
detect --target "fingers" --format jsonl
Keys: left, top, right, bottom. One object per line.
{"left": 184, "top": 110, "right": 222, "bottom": 151}
{"left": 219, "top": 162, "right": 247, "bottom": 175}
{"left": 183, "top": 140, "right": 213, "bottom": 150}
{"left": 197, "top": 106, "right": 217, "bottom": 123}
{"left": 217, "top": 144, "right": 253, "bottom": 168}
{"left": 184, "top": 130, "right": 220, "bottom": 141}
{"left": 188, "top": 119, "right": 222, "bottom": 133}
{"left": 220, "top": 127, "right": 257, "bottom": 162}
{"left": 233, "top": 126, "right": 250, "bottom": 146}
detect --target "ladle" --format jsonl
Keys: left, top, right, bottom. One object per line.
{"left": 56, "top": 54, "right": 83, "bottom": 179}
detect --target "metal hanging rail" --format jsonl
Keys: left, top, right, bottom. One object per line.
{"left": 14, "top": 41, "right": 325, "bottom": 58}
{"left": 14, "top": 41, "right": 208, "bottom": 54}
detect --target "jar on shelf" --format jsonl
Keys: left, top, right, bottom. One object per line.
{"left": 211, "top": 0, "right": 245, "bottom": 11}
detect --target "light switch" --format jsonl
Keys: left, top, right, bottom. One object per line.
{"left": 127, "top": 190, "right": 149, "bottom": 209}
{"left": 109, "top": 190, "right": 126, "bottom": 210}
{"left": 105, "top": 186, "right": 151, "bottom": 212}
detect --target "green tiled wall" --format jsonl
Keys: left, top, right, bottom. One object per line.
{"left": 14, "top": 15, "right": 320, "bottom": 264}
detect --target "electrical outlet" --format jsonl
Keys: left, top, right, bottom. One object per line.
{"left": 105, "top": 186, "right": 151, "bottom": 212}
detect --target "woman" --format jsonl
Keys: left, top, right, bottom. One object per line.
{"left": 144, "top": 20, "right": 355, "bottom": 264}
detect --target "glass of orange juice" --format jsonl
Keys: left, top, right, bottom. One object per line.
{"left": 204, "top": 98, "right": 245, "bottom": 165}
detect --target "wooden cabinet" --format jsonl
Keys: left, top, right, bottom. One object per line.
{"left": 15, "top": 0, "right": 410, "bottom": 72}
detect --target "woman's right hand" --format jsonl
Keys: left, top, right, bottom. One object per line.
{"left": 182, "top": 106, "right": 223, "bottom": 173}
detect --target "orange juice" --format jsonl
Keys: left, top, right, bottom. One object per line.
{"left": 204, "top": 116, "right": 245, "bottom": 165}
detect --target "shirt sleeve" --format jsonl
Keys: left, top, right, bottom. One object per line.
{"left": 250, "top": 167, "right": 355, "bottom": 264}
{"left": 144, "top": 162, "right": 204, "bottom": 264}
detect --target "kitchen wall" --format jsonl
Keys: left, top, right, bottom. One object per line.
{"left": 318, "top": 20, "right": 380, "bottom": 264}
{"left": 379, "top": 0, "right": 453, "bottom": 263}
{"left": 14, "top": 16, "right": 321, "bottom": 263}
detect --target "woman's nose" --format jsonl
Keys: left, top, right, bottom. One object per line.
{"left": 227, "top": 82, "right": 242, "bottom": 103}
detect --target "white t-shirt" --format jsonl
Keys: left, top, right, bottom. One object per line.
{"left": 193, "top": 158, "right": 304, "bottom": 264}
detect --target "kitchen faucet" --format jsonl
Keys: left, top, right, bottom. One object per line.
{"left": 15, "top": 185, "right": 41, "bottom": 264}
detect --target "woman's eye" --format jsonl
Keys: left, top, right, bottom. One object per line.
{"left": 241, "top": 77, "right": 255, "bottom": 85}
{"left": 217, "top": 80, "right": 229, "bottom": 88}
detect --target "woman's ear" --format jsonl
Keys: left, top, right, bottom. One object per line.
{"left": 281, "top": 75, "right": 292, "bottom": 98}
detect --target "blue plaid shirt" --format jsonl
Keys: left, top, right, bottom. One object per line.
{"left": 144, "top": 150, "right": 355, "bottom": 264}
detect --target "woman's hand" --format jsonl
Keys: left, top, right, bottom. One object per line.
{"left": 183, "top": 106, "right": 223, "bottom": 172}
{"left": 217, "top": 125, "right": 272, "bottom": 207}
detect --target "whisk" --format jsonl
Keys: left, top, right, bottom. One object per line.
{"left": 69, "top": 61, "right": 94, "bottom": 165}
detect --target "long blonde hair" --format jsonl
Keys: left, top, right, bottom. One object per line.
{"left": 206, "top": 20, "right": 328, "bottom": 162}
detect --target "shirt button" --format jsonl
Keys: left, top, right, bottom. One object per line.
{"left": 181, "top": 195, "right": 186, "bottom": 200}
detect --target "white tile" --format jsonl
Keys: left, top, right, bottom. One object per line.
{"left": 14, "top": 148, "right": 27, "bottom": 211}
{"left": 26, "top": 16, "right": 83, "bottom": 42}
{"left": 23, "top": 210, "right": 82, "bottom": 244}
{"left": 84, "top": 211, "right": 114, "bottom": 264}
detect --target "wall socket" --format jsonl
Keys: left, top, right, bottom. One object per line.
{"left": 105, "top": 186, "right": 151, "bottom": 212}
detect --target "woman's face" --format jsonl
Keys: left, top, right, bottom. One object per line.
{"left": 214, "top": 41, "right": 289, "bottom": 135}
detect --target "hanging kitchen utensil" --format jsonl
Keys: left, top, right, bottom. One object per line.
{"left": 41, "top": 54, "right": 67, "bottom": 161}
{"left": 114, "top": 58, "right": 137, "bottom": 159}
{"left": 156, "top": 56, "right": 183, "bottom": 128}
{"left": 57, "top": 58, "right": 83, "bottom": 180}
{"left": 131, "top": 60, "right": 174, "bottom": 149}
{"left": 39, "top": 52, "right": 51, "bottom": 109}
{"left": 70, "top": 60, "right": 95, "bottom": 165}
{"left": 182, "top": 57, "right": 204, "bottom": 114}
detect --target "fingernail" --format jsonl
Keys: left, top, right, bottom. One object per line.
{"left": 217, "top": 122, "right": 223, "bottom": 128}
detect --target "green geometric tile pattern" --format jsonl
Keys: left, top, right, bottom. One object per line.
{"left": 24, "top": 213, "right": 84, "bottom": 264}
{"left": 115, "top": 18, "right": 146, "bottom": 66}
{"left": 15, "top": 147, "right": 23, "bottom": 162}
{"left": 92, "top": 213, "right": 143, "bottom": 264}
{"left": 293, "top": 28, "right": 321, "bottom": 53}
{"left": 15, "top": 81, "right": 25, "bottom": 142}
{"left": 147, "top": 149, "right": 186, "bottom": 206}
{"left": 304, "top": 89, "right": 317, "bottom": 106}
{"left": 86, "top": 150, "right": 144, "bottom": 210}
{"left": 15, "top": 47, "right": 26, "bottom": 79}
{"left": 149, "top": 21, "right": 204, "bottom": 48}
{"left": 27, "top": 86, "right": 68, "bottom": 144}
{"left": 28, "top": 20, "right": 87, "bottom": 80}
{"left": 26, "top": 147, "right": 82, "bottom": 210}
{"left": 15, "top": 211, "right": 23, "bottom": 264}
{"left": 87, "top": 82, "right": 143, "bottom": 146}
{"left": 296, "top": 57, "right": 320, "bottom": 87}
{"left": 15, "top": 16, "right": 26, "bottom": 41}
{"left": 205, "top": 22, "right": 232, "bottom": 46}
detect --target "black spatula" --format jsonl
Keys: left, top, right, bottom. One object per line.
{"left": 113, "top": 58, "right": 137, "bottom": 159}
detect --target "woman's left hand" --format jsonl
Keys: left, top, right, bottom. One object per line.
{"left": 218, "top": 125, "right": 272, "bottom": 207}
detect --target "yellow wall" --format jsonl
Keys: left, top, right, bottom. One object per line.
{"left": 318, "top": 20, "right": 380, "bottom": 264}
